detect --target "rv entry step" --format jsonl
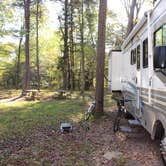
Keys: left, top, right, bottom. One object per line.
{"left": 128, "top": 120, "right": 141, "bottom": 126}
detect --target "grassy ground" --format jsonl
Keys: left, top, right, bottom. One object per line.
{"left": 0, "top": 90, "right": 116, "bottom": 165}
{"left": 0, "top": 91, "right": 115, "bottom": 139}
{"left": 0, "top": 100, "right": 85, "bottom": 140}
{"left": 0, "top": 90, "right": 162, "bottom": 166}
{"left": 0, "top": 89, "right": 22, "bottom": 99}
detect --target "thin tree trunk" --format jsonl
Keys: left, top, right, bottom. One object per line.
{"left": 80, "top": 0, "right": 85, "bottom": 95}
{"left": 70, "top": 0, "right": 75, "bottom": 91}
{"left": 63, "top": 0, "right": 69, "bottom": 90}
{"left": 16, "top": 27, "right": 23, "bottom": 90}
{"left": 36, "top": 0, "right": 40, "bottom": 90}
{"left": 22, "top": 0, "right": 31, "bottom": 95}
{"left": 126, "top": 0, "right": 136, "bottom": 36}
{"left": 95, "top": 0, "right": 107, "bottom": 113}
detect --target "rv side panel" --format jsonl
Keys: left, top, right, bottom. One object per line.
{"left": 108, "top": 51, "right": 122, "bottom": 91}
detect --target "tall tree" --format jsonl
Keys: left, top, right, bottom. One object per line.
{"left": 95, "top": 0, "right": 107, "bottom": 113}
{"left": 121, "top": 0, "right": 145, "bottom": 36}
{"left": 36, "top": 0, "right": 40, "bottom": 90}
{"left": 63, "top": 0, "right": 69, "bottom": 90}
{"left": 69, "top": 0, "right": 75, "bottom": 90}
{"left": 22, "top": 0, "right": 31, "bottom": 95}
{"left": 126, "top": 0, "right": 136, "bottom": 36}
{"left": 16, "top": 24, "right": 24, "bottom": 89}
{"left": 80, "top": 0, "right": 85, "bottom": 96}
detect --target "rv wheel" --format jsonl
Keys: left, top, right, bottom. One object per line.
{"left": 160, "top": 137, "right": 166, "bottom": 165}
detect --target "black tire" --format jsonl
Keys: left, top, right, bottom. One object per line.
{"left": 160, "top": 137, "right": 166, "bottom": 166}
{"left": 113, "top": 111, "right": 121, "bottom": 133}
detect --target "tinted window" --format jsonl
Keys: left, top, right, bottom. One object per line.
{"left": 131, "top": 50, "right": 133, "bottom": 65}
{"left": 131, "top": 50, "right": 134, "bottom": 65}
{"left": 154, "top": 24, "right": 166, "bottom": 46}
{"left": 133, "top": 49, "right": 136, "bottom": 64}
{"left": 137, "top": 45, "right": 140, "bottom": 69}
{"left": 143, "top": 39, "right": 148, "bottom": 68}
{"left": 163, "top": 24, "right": 166, "bottom": 46}
{"left": 155, "top": 28, "right": 162, "bottom": 46}
{"left": 131, "top": 49, "right": 136, "bottom": 65}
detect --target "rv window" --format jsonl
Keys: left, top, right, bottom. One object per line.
{"left": 163, "top": 24, "right": 166, "bottom": 46}
{"left": 154, "top": 24, "right": 166, "bottom": 46}
{"left": 137, "top": 45, "right": 140, "bottom": 69}
{"left": 131, "top": 50, "right": 134, "bottom": 65}
{"left": 130, "top": 51, "right": 133, "bottom": 65}
{"left": 133, "top": 49, "right": 136, "bottom": 64}
{"left": 131, "top": 49, "right": 136, "bottom": 65}
{"left": 143, "top": 39, "right": 148, "bottom": 68}
{"left": 155, "top": 28, "right": 162, "bottom": 46}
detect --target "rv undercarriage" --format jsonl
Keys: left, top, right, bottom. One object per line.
{"left": 112, "top": 95, "right": 135, "bottom": 133}
{"left": 112, "top": 95, "right": 166, "bottom": 165}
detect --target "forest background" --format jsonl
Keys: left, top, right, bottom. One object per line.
{"left": 0, "top": 0, "right": 153, "bottom": 93}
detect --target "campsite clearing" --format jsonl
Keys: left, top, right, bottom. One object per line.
{"left": 0, "top": 91, "right": 163, "bottom": 166}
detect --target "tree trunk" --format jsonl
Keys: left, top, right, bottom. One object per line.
{"left": 22, "top": 0, "right": 31, "bottom": 95}
{"left": 63, "top": 0, "right": 69, "bottom": 90}
{"left": 80, "top": 0, "right": 85, "bottom": 96}
{"left": 69, "top": 0, "right": 75, "bottom": 91}
{"left": 95, "top": 0, "right": 107, "bottom": 113}
{"left": 36, "top": 0, "right": 40, "bottom": 90}
{"left": 16, "top": 26, "right": 23, "bottom": 90}
{"left": 126, "top": 0, "right": 136, "bottom": 36}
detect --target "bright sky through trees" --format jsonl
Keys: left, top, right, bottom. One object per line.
{"left": 0, "top": 0, "right": 152, "bottom": 44}
{"left": 46, "top": 0, "right": 152, "bottom": 30}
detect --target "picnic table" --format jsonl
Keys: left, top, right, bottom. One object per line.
{"left": 54, "top": 90, "right": 71, "bottom": 99}
{"left": 25, "top": 90, "right": 40, "bottom": 100}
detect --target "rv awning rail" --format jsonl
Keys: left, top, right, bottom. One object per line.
{"left": 122, "top": 14, "right": 147, "bottom": 50}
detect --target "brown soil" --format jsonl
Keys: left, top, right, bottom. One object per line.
{"left": 0, "top": 108, "right": 163, "bottom": 166}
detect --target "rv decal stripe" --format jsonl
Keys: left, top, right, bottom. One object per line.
{"left": 141, "top": 96, "right": 166, "bottom": 111}
{"left": 123, "top": 90, "right": 136, "bottom": 98}
{"left": 141, "top": 94, "right": 166, "bottom": 108}
{"left": 152, "top": 95, "right": 166, "bottom": 104}
{"left": 142, "top": 101, "right": 165, "bottom": 115}
{"left": 126, "top": 91, "right": 135, "bottom": 96}
{"left": 125, "top": 90, "right": 166, "bottom": 111}
{"left": 139, "top": 87, "right": 166, "bottom": 98}
{"left": 152, "top": 102, "right": 166, "bottom": 112}
{"left": 152, "top": 89, "right": 166, "bottom": 97}
{"left": 141, "top": 92, "right": 166, "bottom": 103}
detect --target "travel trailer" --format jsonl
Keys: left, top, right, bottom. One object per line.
{"left": 108, "top": 0, "right": 166, "bottom": 162}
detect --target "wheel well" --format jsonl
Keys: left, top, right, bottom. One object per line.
{"left": 154, "top": 121, "right": 165, "bottom": 140}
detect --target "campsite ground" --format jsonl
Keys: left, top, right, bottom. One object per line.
{"left": 0, "top": 90, "right": 163, "bottom": 166}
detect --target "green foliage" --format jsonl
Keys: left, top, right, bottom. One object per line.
{"left": 0, "top": 0, "right": 128, "bottom": 90}
{"left": 0, "top": 1, "right": 14, "bottom": 37}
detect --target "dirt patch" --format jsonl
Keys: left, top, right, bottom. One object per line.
{"left": 0, "top": 108, "right": 163, "bottom": 166}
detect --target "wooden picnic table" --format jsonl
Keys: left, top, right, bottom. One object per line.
{"left": 25, "top": 90, "right": 39, "bottom": 100}
{"left": 57, "top": 90, "right": 67, "bottom": 99}
{"left": 54, "top": 90, "right": 71, "bottom": 99}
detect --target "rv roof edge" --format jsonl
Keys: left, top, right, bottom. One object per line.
{"left": 122, "top": 15, "right": 147, "bottom": 49}
{"left": 122, "top": 8, "right": 154, "bottom": 50}
{"left": 108, "top": 50, "right": 121, "bottom": 56}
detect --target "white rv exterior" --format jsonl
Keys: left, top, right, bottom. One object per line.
{"left": 109, "top": 0, "right": 166, "bottom": 141}
{"left": 108, "top": 51, "right": 123, "bottom": 91}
